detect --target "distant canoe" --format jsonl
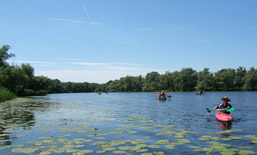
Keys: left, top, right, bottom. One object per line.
{"left": 158, "top": 96, "right": 167, "bottom": 100}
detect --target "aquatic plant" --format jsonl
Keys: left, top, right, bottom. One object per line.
{"left": 0, "top": 87, "right": 16, "bottom": 102}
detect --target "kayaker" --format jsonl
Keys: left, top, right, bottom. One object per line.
{"left": 213, "top": 96, "right": 232, "bottom": 114}
{"left": 160, "top": 90, "right": 166, "bottom": 98}
{"left": 157, "top": 90, "right": 166, "bottom": 98}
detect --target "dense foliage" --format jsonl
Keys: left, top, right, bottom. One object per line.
{"left": 101, "top": 67, "right": 257, "bottom": 92}
{"left": 1, "top": 44, "right": 257, "bottom": 100}
{"left": 0, "top": 87, "right": 16, "bottom": 102}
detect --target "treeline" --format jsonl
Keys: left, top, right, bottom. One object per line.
{"left": 100, "top": 66, "right": 257, "bottom": 92}
{"left": 0, "top": 45, "right": 100, "bottom": 97}
{"left": 1, "top": 44, "right": 257, "bottom": 99}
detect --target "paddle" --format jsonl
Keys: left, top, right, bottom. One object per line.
{"left": 206, "top": 108, "right": 235, "bottom": 113}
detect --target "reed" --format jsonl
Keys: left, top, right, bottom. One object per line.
{"left": 0, "top": 87, "right": 16, "bottom": 102}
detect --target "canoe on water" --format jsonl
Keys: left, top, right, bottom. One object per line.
{"left": 215, "top": 112, "right": 233, "bottom": 122}
{"left": 158, "top": 96, "right": 167, "bottom": 100}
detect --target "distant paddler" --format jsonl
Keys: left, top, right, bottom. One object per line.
{"left": 157, "top": 90, "right": 171, "bottom": 100}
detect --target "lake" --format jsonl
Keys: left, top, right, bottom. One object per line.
{"left": 0, "top": 92, "right": 257, "bottom": 154}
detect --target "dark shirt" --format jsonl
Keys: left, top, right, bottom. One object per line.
{"left": 217, "top": 102, "right": 232, "bottom": 114}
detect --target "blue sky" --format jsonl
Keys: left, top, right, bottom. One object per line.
{"left": 1, "top": 0, "right": 257, "bottom": 83}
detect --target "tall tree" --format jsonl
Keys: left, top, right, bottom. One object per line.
{"left": 174, "top": 68, "right": 198, "bottom": 91}
{"left": 244, "top": 67, "right": 257, "bottom": 90}
{"left": 143, "top": 72, "right": 160, "bottom": 91}
{"left": 0, "top": 45, "right": 15, "bottom": 67}
{"left": 235, "top": 66, "right": 247, "bottom": 90}
{"left": 20, "top": 63, "right": 35, "bottom": 92}
{"left": 159, "top": 71, "right": 175, "bottom": 91}
{"left": 0, "top": 66, "right": 28, "bottom": 94}
{"left": 196, "top": 68, "right": 214, "bottom": 91}
{"left": 214, "top": 68, "right": 236, "bottom": 91}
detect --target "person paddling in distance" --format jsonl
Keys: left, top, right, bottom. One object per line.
{"left": 213, "top": 96, "right": 232, "bottom": 114}
{"left": 158, "top": 90, "right": 166, "bottom": 98}
{"left": 160, "top": 90, "right": 166, "bottom": 98}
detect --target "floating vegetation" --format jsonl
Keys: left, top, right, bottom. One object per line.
{"left": 112, "top": 150, "right": 127, "bottom": 154}
{"left": 188, "top": 146, "right": 200, "bottom": 149}
{"left": 198, "top": 135, "right": 212, "bottom": 141}
{"left": 215, "top": 129, "right": 243, "bottom": 134}
{"left": 0, "top": 96, "right": 256, "bottom": 155}
{"left": 155, "top": 140, "right": 169, "bottom": 145}
{"left": 143, "top": 136, "right": 150, "bottom": 139}
{"left": 147, "top": 145, "right": 161, "bottom": 149}
{"left": 238, "top": 150, "right": 255, "bottom": 154}
{"left": 11, "top": 147, "right": 38, "bottom": 154}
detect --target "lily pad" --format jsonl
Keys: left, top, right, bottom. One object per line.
{"left": 153, "top": 151, "right": 165, "bottom": 155}
{"left": 238, "top": 150, "right": 255, "bottom": 154}
{"left": 112, "top": 150, "right": 127, "bottom": 154}
{"left": 164, "top": 144, "right": 175, "bottom": 150}
{"left": 177, "top": 138, "right": 191, "bottom": 144}
{"left": 188, "top": 146, "right": 200, "bottom": 149}
{"left": 118, "top": 146, "right": 131, "bottom": 150}
{"left": 155, "top": 139, "right": 169, "bottom": 145}
{"left": 136, "top": 148, "right": 148, "bottom": 152}
{"left": 147, "top": 145, "right": 160, "bottom": 149}
{"left": 244, "top": 135, "right": 256, "bottom": 139}
{"left": 11, "top": 147, "right": 38, "bottom": 154}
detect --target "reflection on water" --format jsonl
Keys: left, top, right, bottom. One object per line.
{"left": 217, "top": 122, "right": 232, "bottom": 130}
{"left": 0, "top": 98, "right": 54, "bottom": 146}
{"left": 0, "top": 92, "right": 256, "bottom": 154}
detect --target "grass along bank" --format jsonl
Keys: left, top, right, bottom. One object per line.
{"left": 0, "top": 87, "right": 16, "bottom": 102}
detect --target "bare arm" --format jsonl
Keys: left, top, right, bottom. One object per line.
{"left": 213, "top": 106, "right": 218, "bottom": 111}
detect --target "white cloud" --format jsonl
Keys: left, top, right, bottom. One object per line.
{"left": 35, "top": 68, "right": 157, "bottom": 84}
{"left": 69, "top": 62, "right": 141, "bottom": 67}
{"left": 34, "top": 64, "right": 166, "bottom": 83}
{"left": 9, "top": 58, "right": 167, "bottom": 83}
{"left": 7, "top": 59, "right": 59, "bottom": 67}
{"left": 49, "top": 18, "right": 87, "bottom": 24}
{"left": 9, "top": 60, "right": 57, "bottom": 64}
{"left": 49, "top": 18, "right": 102, "bottom": 25}
{"left": 88, "top": 21, "right": 102, "bottom": 25}
{"left": 69, "top": 62, "right": 110, "bottom": 66}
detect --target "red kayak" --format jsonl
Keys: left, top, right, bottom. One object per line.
{"left": 215, "top": 112, "right": 233, "bottom": 122}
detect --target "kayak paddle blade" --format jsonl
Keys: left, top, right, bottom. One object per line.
{"left": 206, "top": 108, "right": 212, "bottom": 113}
{"left": 227, "top": 108, "right": 235, "bottom": 112}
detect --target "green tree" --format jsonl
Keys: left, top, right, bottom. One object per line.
{"left": 30, "top": 76, "right": 50, "bottom": 92}
{"left": 106, "top": 80, "right": 120, "bottom": 92}
{"left": 196, "top": 68, "right": 214, "bottom": 91}
{"left": 20, "top": 63, "right": 35, "bottom": 92}
{"left": 235, "top": 66, "right": 247, "bottom": 90}
{"left": 0, "top": 45, "right": 15, "bottom": 67}
{"left": 143, "top": 72, "right": 160, "bottom": 92}
{"left": 159, "top": 71, "right": 175, "bottom": 91}
{"left": 0, "top": 66, "right": 29, "bottom": 95}
{"left": 214, "top": 68, "right": 236, "bottom": 91}
{"left": 21, "top": 63, "right": 34, "bottom": 78}
{"left": 119, "top": 76, "right": 142, "bottom": 92}
{"left": 174, "top": 68, "right": 198, "bottom": 91}
{"left": 244, "top": 67, "right": 257, "bottom": 90}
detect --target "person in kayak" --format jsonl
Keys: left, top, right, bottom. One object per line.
{"left": 213, "top": 96, "right": 232, "bottom": 114}
{"left": 158, "top": 90, "right": 166, "bottom": 98}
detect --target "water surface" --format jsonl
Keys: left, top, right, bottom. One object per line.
{"left": 0, "top": 92, "right": 256, "bottom": 154}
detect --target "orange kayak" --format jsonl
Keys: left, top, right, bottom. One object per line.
{"left": 215, "top": 112, "right": 233, "bottom": 122}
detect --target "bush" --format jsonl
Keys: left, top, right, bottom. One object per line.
{"left": 23, "top": 89, "right": 48, "bottom": 96}
{"left": 0, "top": 87, "right": 16, "bottom": 102}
